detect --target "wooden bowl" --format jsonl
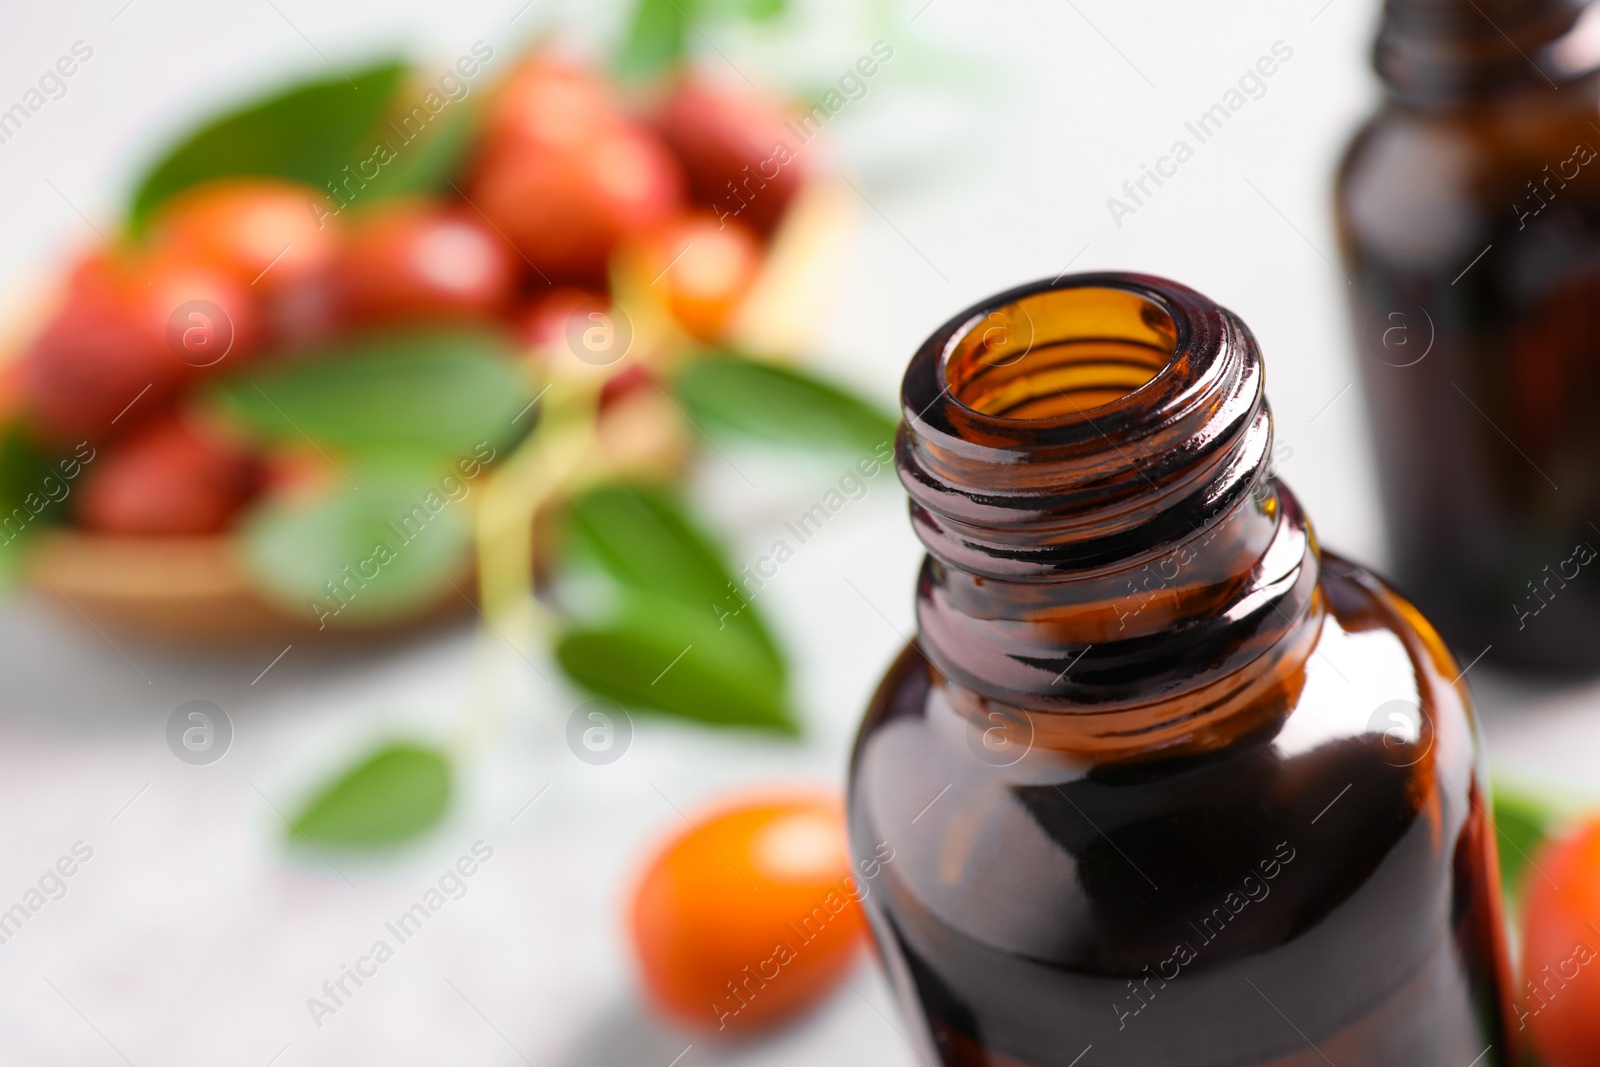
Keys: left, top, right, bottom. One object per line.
{"left": 25, "top": 528, "right": 472, "bottom": 645}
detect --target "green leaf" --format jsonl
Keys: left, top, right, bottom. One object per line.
{"left": 1491, "top": 774, "right": 1579, "bottom": 909}
{"left": 565, "top": 482, "right": 736, "bottom": 614}
{"left": 128, "top": 59, "right": 409, "bottom": 232}
{"left": 0, "top": 426, "right": 54, "bottom": 507}
{"left": 563, "top": 481, "right": 781, "bottom": 672}
{"left": 615, "top": 0, "right": 690, "bottom": 82}
{"left": 740, "top": 0, "right": 787, "bottom": 19}
{"left": 556, "top": 482, "right": 795, "bottom": 730}
{"left": 0, "top": 429, "right": 76, "bottom": 584}
{"left": 241, "top": 464, "right": 473, "bottom": 625}
{"left": 0, "top": 428, "right": 69, "bottom": 525}
{"left": 674, "top": 357, "right": 898, "bottom": 455}
{"left": 291, "top": 741, "right": 452, "bottom": 847}
{"left": 706, "top": 0, "right": 786, "bottom": 19}
{"left": 357, "top": 91, "right": 485, "bottom": 203}
{"left": 1494, "top": 788, "right": 1550, "bottom": 901}
{"left": 207, "top": 325, "right": 532, "bottom": 460}
{"left": 556, "top": 593, "right": 795, "bottom": 732}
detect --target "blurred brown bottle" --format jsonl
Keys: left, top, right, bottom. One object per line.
{"left": 1336, "top": 0, "right": 1600, "bottom": 671}
{"left": 848, "top": 274, "right": 1514, "bottom": 1066}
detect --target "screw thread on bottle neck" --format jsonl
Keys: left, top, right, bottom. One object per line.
{"left": 898, "top": 274, "right": 1320, "bottom": 756}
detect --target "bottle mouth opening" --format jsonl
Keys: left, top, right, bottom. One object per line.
{"left": 900, "top": 272, "right": 1267, "bottom": 579}
{"left": 943, "top": 286, "right": 1179, "bottom": 421}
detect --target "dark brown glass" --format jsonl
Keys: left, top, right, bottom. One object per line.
{"left": 847, "top": 274, "right": 1514, "bottom": 1066}
{"left": 1336, "top": 0, "right": 1600, "bottom": 671}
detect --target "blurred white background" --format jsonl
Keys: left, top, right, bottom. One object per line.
{"left": 0, "top": 1, "right": 1592, "bottom": 1064}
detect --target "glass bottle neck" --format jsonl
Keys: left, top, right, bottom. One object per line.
{"left": 897, "top": 274, "right": 1321, "bottom": 758}
{"left": 1374, "top": 0, "right": 1599, "bottom": 106}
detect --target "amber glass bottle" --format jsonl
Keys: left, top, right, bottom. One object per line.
{"left": 847, "top": 274, "right": 1513, "bottom": 1066}
{"left": 1336, "top": 0, "right": 1600, "bottom": 670}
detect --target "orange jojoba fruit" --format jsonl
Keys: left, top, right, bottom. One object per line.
{"left": 632, "top": 213, "right": 762, "bottom": 343}
{"left": 649, "top": 78, "right": 805, "bottom": 236}
{"left": 146, "top": 177, "right": 341, "bottom": 345}
{"left": 482, "top": 54, "right": 623, "bottom": 153}
{"left": 468, "top": 53, "right": 692, "bottom": 286}
{"left": 21, "top": 250, "right": 257, "bottom": 445}
{"left": 1520, "top": 816, "right": 1600, "bottom": 1066}
{"left": 145, "top": 177, "right": 338, "bottom": 295}
{"left": 75, "top": 412, "right": 260, "bottom": 536}
{"left": 467, "top": 123, "right": 684, "bottom": 284}
{"left": 336, "top": 200, "right": 518, "bottom": 324}
{"left": 630, "top": 791, "right": 866, "bottom": 1036}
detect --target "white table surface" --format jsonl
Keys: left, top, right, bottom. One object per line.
{"left": 1, "top": 1, "right": 1594, "bottom": 1064}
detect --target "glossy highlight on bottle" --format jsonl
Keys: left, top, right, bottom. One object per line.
{"left": 847, "top": 273, "right": 1514, "bottom": 1066}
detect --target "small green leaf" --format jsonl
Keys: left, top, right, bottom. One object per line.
{"left": 563, "top": 481, "right": 781, "bottom": 671}
{"left": 615, "top": 0, "right": 690, "bottom": 81}
{"left": 128, "top": 59, "right": 409, "bottom": 231}
{"left": 241, "top": 464, "right": 473, "bottom": 626}
{"left": 291, "top": 742, "right": 452, "bottom": 847}
{"left": 674, "top": 357, "right": 898, "bottom": 454}
{"left": 207, "top": 325, "right": 532, "bottom": 460}
{"left": 556, "top": 593, "right": 795, "bottom": 732}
